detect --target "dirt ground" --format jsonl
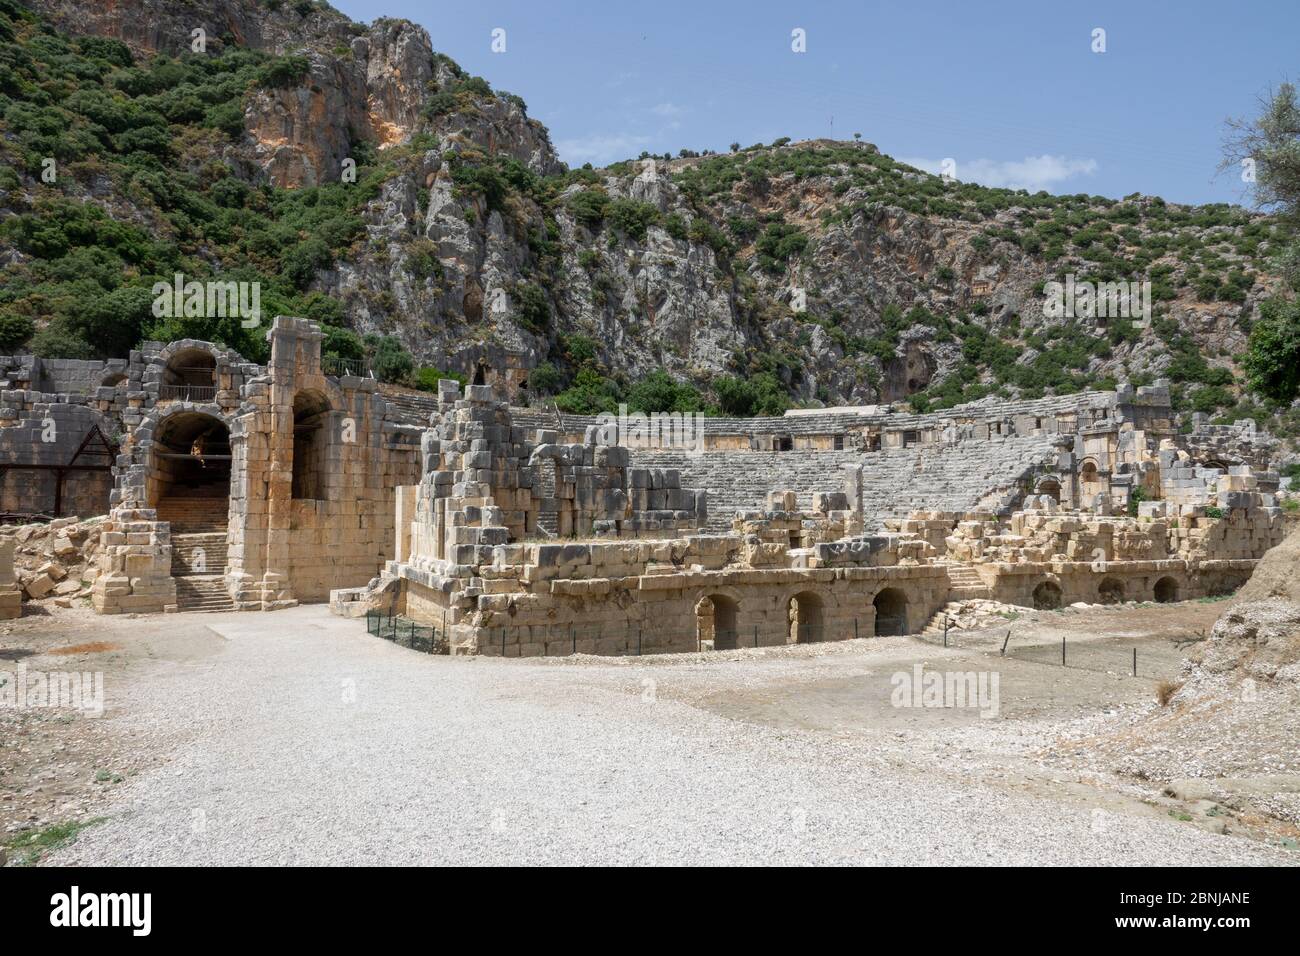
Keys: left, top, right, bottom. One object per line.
{"left": 0, "top": 607, "right": 227, "bottom": 863}
{"left": 1, "top": 598, "right": 1296, "bottom": 864}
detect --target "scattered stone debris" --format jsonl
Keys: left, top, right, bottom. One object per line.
{"left": 0, "top": 516, "right": 103, "bottom": 615}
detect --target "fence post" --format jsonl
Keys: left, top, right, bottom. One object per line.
{"left": 1062, "top": 634, "right": 1066, "bottom": 666}
{"left": 1132, "top": 646, "right": 1137, "bottom": 677}
{"left": 502, "top": 628, "right": 506, "bottom": 657}
{"left": 754, "top": 625, "right": 759, "bottom": 648}
{"left": 943, "top": 618, "right": 949, "bottom": 648}
{"left": 571, "top": 624, "right": 576, "bottom": 656}
{"left": 854, "top": 618, "right": 859, "bottom": 641}
{"left": 637, "top": 627, "right": 642, "bottom": 656}
{"left": 1001, "top": 629, "right": 1011, "bottom": 656}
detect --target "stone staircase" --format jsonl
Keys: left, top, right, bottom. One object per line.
{"left": 156, "top": 497, "right": 228, "bottom": 534}
{"left": 157, "top": 499, "right": 236, "bottom": 612}
{"left": 171, "top": 533, "right": 228, "bottom": 576}
{"left": 173, "top": 575, "right": 236, "bottom": 613}
{"left": 381, "top": 390, "right": 441, "bottom": 426}
{"left": 942, "top": 563, "right": 993, "bottom": 600}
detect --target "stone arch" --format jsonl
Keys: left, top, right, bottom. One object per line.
{"left": 789, "top": 590, "right": 825, "bottom": 643}
{"left": 100, "top": 371, "right": 127, "bottom": 389}
{"left": 291, "top": 389, "right": 333, "bottom": 501}
{"left": 147, "top": 409, "right": 231, "bottom": 508}
{"left": 1153, "top": 576, "right": 1179, "bottom": 603}
{"left": 1098, "top": 577, "right": 1125, "bottom": 605}
{"left": 695, "top": 592, "right": 740, "bottom": 650}
{"left": 1032, "top": 579, "right": 1063, "bottom": 610}
{"left": 1034, "top": 475, "right": 1062, "bottom": 503}
{"left": 873, "top": 587, "right": 908, "bottom": 636}
{"left": 158, "top": 343, "right": 220, "bottom": 401}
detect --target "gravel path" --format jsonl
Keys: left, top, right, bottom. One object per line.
{"left": 48, "top": 606, "right": 1293, "bottom": 866}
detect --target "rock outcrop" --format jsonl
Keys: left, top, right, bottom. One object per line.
{"left": 11, "top": 0, "right": 1274, "bottom": 411}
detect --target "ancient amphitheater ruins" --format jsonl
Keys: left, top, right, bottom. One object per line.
{"left": 1, "top": 317, "right": 1290, "bottom": 655}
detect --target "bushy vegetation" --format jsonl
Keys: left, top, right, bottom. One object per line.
{"left": 0, "top": 2, "right": 1288, "bottom": 426}
{"left": 0, "top": 5, "right": 379, "bottom": 363}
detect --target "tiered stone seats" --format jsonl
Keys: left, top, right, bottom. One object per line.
{"left": 633, "top": 433, "right": 1060, "bottom": 531}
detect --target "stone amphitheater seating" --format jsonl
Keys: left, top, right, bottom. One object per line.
{"left": 633, "top": 434, "right": 1061, "bottom": 531}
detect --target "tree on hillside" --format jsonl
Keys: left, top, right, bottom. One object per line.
{"left": 1223, "top": 82, "right": 1300, "bottom": 405}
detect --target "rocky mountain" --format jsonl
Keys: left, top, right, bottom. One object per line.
{"left": 0, "top": 0, "right": 1286, "bottom": 427}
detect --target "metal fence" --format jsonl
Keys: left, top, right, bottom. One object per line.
{"left": 158, "top": 384, "right": 217, "bottom": 402}
{"left": 365, "top": 610, "right": 446, "bottom": 654}
{"left": 322, "top": 355, "right": 373, "bottom": 378}
{"left": 360, "top": 611, "right": 1180, "bottom": 678}
{"left": 470, "top": 620, "right": 852, "bottom": 657}
{"left": 913, "top": 619, "right": 1178, "bottom": 680}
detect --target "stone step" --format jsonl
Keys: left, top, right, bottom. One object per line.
{"left": 174, "top": 575, "right": 236, "bottom": 613}
{"left": 171, "top": 532, "right": 229, "bottom": 575}
{"left": 631, "top": 434, "right": 1060, "bottom": 531}
{"left": 156, "top": 497, "right": 229, "bottom": 534}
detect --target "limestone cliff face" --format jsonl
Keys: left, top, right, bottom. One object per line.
{"left": 20, "top": 0, "right": 1270, "bottom": 408}
{"left": 27, "top": 0, "right": 557, "bottom": 186}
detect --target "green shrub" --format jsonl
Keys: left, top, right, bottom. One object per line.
{"left": 625, "top": 370, "right": 703, "bottom": 413}
{"left": 513, "top": 283, "right": 550, "bottom": 333}
{"left": 606, "top": 199, "right": 660, "bottom": 241}
{"left": 0, "top": 313, "right": 35, "bottom": 351}
{"left": 255, "top": 55, "right": 310, "bottom": 89}
{"left": 754, "top": 222, "right": 807, "bottom": 273}
{"left": 1244, "top": 297, "right": 1300, "bottom": 404}
{"left": 554, "top": 367, "right": 621, "bottom": 415}
{"left": 566, "top": 189, "right": 610, "bottom": 229}
{"left": 714, "top": 372, "right": 788, "bottom": 416}
{"left": 364, "top": 333, "right": 414, "bottom": 384}
{"left": 413, "top": 366, "right": 465, "bottom": 391}
{"left": 529, "top": 361, "right": 563, "bottom": 395}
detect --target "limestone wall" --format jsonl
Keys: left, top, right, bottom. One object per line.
{"left": 395, "top": 531, "right": 950, "bottom": 656}
{"left": 225, "top": 318, "right": 422, "bottom": 609}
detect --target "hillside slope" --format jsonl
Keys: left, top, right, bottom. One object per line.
{"left": 0, "top": 0, "right": 1286, "bottom": 433}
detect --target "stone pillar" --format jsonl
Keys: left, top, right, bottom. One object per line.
{"left": 256, "top": 317, "right": 323, "bottom": 610}
{"left": 0, "top": 539, "right": 22, "bottom": 619}
{"left": 395, "top": 485, "right": 416, "bottom": 563}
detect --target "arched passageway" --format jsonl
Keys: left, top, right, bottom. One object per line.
{"left": 1032, "top": 580, "right": 1062, "bottom": 610}
{"left": 149, "top": 411, "right": 230, "bottom": 532}
{"left": 1035, "top": 477, "right": 1062, "bottom": 503}
{"left": 696, "top": 594, "right": 740, "bottom": 650}
{"left": 873, "top": 587, "right": 908, "bottom": 636}
{"left": 1098, "top": 577, "right": 1125, "bottom": 605}
{"left": 160, "top": 347, "right": 217, "bottom": 402}
{"left": 790, "top": 591, "right": 825, "bottom": 643}
{"left": 1154, "top": 577, "right": 1179, "bottom": 604}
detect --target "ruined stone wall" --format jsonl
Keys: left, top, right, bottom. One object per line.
{"left": 226, "top": 318, "right": 422, "bottom": 608}
{"left": 397, "top": 531, "right": 949, "bottom": 656}
{"left": 0, "top": 398, "right": 117, "bottom": 517}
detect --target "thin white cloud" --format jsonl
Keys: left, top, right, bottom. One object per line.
{"left": 899, "top": 154, "right": 1100, "bottom": 192}
{"left": 650, "top": 102, "right": 683, "bottom": 117}
{"left": 556, "top": 132, "right": 651, "bottom": 166}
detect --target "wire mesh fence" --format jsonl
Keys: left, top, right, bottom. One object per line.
{"left": 365, "top": 610, "right": 446, "bottom": 654}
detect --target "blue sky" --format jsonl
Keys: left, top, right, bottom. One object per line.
{"left": 332, "top": 0, "right": 1296, "bottom": 206}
